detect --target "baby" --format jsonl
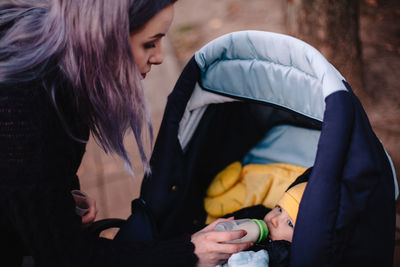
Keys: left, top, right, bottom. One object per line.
{"left": 217, "top": 182, "right": 308, "bottom": 267}
{"left": 263, "top": 182, "right": 307, "bottom": 243}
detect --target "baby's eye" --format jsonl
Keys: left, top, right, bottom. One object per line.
{"left": 279, "top": 207, "right": 282, "bottom": 213}
{"left": 144, "top": 41, "right": 156, "bottom": 49}
{"left": 287, "top": 221, "right": 294, "bottom": 228}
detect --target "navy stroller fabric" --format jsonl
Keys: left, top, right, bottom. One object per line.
{"left": 139, "top": 31, "right": 397, "bottom": 266}
{"left": 292, "top": 83, "right": 396, "bottom": 266}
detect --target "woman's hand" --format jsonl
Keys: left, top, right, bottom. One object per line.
{"left": 71, "top": 190, "right": 98, "bottom": 227}
{"left": 81, "top": 196, "right": 97, "bottom": 227}
{"left": 191, "top": 218, "right": 253, "bottom": 267}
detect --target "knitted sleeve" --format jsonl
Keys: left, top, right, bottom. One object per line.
{"left": 0, "top": 84, "right": 197, "bottom": 267}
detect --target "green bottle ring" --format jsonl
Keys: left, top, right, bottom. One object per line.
{"left": 252, "top": 219, "right": 269, "bottom": 243}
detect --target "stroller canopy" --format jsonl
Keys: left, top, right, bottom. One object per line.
{"left": 140, "top": 31, "right": 398, "bottom": 266}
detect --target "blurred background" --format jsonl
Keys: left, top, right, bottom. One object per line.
{"left": 52, "top": 0, "right": 399, "bottom": 263}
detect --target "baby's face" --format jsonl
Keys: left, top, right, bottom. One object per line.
{"left": 263, "top": 206, "right": 294, "bottom": 242}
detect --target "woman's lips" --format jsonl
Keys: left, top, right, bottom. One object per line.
{"left": 141, "top": 73, "right": 147, "bottom": 79}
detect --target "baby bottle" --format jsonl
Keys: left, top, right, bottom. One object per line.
{"left": 214, "top": 219, "right": 269, "bottom": 243}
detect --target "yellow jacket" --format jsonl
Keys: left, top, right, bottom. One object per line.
{"left": 204, "top": 162, "right": 306, "bottom": 223}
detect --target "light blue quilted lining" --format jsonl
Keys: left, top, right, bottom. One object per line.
{"left": 195, "top": 31, "right": 347, "bottom": 122}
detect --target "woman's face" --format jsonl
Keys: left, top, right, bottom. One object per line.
{"left": 263, "top": 206, "right": 295, "bottom": 242}
{"left": 130, "top": 4, "right": 174, "bottom": 79}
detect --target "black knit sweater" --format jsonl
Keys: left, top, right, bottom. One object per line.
{"left": 0, "top": 79, "right": 197, "bottom": 267}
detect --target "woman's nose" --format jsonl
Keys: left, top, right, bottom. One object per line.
{"left": 149, "top": 46, "right": 164, "bottom": 65}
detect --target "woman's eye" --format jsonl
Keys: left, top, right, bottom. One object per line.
{"left": 288, "top": 221, "right": 294, "bottom": 228}
{"left": 144, "top": 42, "right": 156, "bottom": 49}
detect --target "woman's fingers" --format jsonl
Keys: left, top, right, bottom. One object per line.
{"left": 192, "top": 226, "right": 253, "bottom": 267}
{"left": 207, "top": 229, "right": 247, "bottom": 243}
{"left": 201, "top": 217, "right": 235, "bottom": 232}
{"left": 208, "top": 238, "right": 253, "bottom": 255}
{"left": 81, "top": 198, "right": 97, "bottom": 225}
{"left": 212, "top": 253, "right": 232, "bottom": 265}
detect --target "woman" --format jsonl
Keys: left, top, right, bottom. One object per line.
{"left": 0, "top": 0, "right": 252, "bottom": 266}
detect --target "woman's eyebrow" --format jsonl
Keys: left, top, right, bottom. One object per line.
{"left": 150, "top": 33, "right": 165, "bottom": 39}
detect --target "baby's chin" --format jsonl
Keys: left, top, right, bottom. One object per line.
{"left": 268, "top": 231, "right": 293, "bottom": 243}
{"left": 270, "top": 237, "right": 292, "bottom": 243}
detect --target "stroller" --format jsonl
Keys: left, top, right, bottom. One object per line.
{"left": 123, "top": 31, "right": 398, "bottom": 266}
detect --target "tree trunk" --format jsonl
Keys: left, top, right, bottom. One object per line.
{"left": 285, "top": 0, "right": 364, "bottom": 96}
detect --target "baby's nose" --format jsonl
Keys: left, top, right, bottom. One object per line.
{"left": 270, "top": 216, "right": 279, "bottom": 228}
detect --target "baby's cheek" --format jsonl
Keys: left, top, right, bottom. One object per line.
{"left": 288, "top": 229, "right": 294, "bottom": 242}
{"left": 269, "top": 226, "right": 292, "bottom": 242}
{"left": 267, "top": 226, "right": 278, "bottom": 240}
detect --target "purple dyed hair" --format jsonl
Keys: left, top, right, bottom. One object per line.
{"left": 0, "top": 0, "right": 177, "bottom": 174}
